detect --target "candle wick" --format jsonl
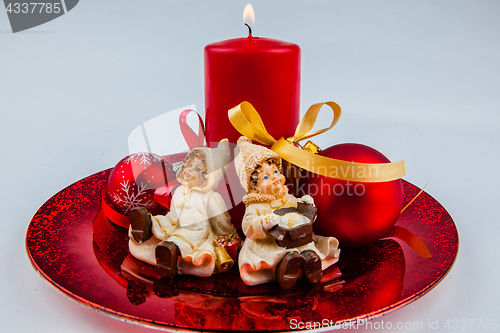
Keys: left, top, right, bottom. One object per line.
{"left": 244, "top": 23, "right": 252, "bottom": 36}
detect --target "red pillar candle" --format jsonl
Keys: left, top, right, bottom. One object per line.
{"left": 204, "top": 31, "right": 301, "bottom": 146}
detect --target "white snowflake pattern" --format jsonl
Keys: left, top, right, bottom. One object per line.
{"left": 124, "top": 153, "right": 163, "bottom": 166}
{"left": 111, "top": 180, "right": 156, "bottom": 214}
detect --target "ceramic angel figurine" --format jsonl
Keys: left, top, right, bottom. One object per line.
{"left": 234, "top": 136, "right": 340, "bottom": 289}
{"left": 128, "top": 139, "right": 239, "bottom": 278}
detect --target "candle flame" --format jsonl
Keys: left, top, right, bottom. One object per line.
{"left": 243, "top": 4, "right": 255, "bottom": 27}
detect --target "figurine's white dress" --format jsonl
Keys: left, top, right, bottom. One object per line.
{"left": 128, "top": 140, "right": 236, "bottom": 277}
{"left": 238, "top": 192, "right": 340, "bottom": 286}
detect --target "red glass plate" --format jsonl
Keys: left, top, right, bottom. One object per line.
{"left": 26, "top": 168, "right": 458, "bottom": 332}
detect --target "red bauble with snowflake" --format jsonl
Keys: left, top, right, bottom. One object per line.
{"left": 300, "top": 143, "right": 404, "bottom": 248}
{"left": 107, "top": 153, "right": 176, "bottom": 216}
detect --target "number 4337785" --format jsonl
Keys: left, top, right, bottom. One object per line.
{"left": 444, "top": 319, "right": 498, "bottom": 330}
{"left": 6, "top": 3, "right": 62, "bottom": 14}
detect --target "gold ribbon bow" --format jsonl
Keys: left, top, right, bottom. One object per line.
{"left": 229, "top": 101, "right": 405, "bottom": 182}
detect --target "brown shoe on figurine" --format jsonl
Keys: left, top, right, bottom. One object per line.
{"left": 155, "top": 241, "right": 179, "bottom": 278}
{"left": 301, "top": 250, "right": 322, "bottom": 284}
{"left": 275, "top": 252, "right": 305, "bottom": 289}
{"left": 129, "top": 207, "right": 152, "bottom": 243}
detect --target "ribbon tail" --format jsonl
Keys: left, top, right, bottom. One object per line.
{"left": 383, "top": 225, "right": 432, "bottom": 259}
{"left": 272, "top": 138, "right": 406, "bottom": 182}
{"left": 401, "top": 178, "right": 431, "bottom": 213}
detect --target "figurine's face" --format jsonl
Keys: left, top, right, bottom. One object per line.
{"left": 183, "top": 157, "right": 205, "bottom": 188}
{"left": 251, "top": 162, "right": 286, "bottom": 196}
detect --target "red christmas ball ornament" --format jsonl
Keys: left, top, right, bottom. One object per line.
{"left": 107, "top": 152, "right": 176, "bottom": 216}
{"left": 300, "top": 143, "right": 403, "bottom": 247}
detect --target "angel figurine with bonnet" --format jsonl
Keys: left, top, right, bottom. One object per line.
{"left": 234, "top": 136, "right": 340, "bottom": 289}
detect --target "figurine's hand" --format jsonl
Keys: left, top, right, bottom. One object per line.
{"left": 262, "top": 213, "right": 281, "bottom": 230}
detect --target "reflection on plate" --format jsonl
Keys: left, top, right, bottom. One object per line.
{"left": 26, "top": 167, "right": 458, "bottom": 332}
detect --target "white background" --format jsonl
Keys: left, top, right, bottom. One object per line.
{"left": 1, "top": 1, "right": 499, "bottom": 332}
